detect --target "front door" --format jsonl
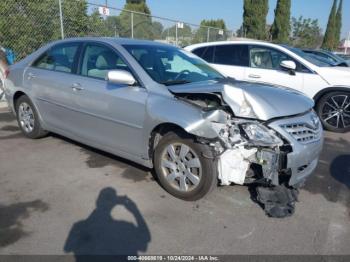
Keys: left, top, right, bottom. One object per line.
{"left": 244, "top": 45, "right": 304, "bottom": 92}
{"left": 69, "top": 43, "right": 148, "bottom": 157}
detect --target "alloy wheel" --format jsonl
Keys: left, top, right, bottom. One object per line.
{"left": 160, "top": 143, "right": 202, "bottom": 192}
{"left": 321, "top": 94, "right": 350, "bottom": 129}
{"left": 18, "top": 102, "right": 35, "bottom": 133}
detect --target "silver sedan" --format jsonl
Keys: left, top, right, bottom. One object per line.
{"left": 3, "top": 38, "right": 323, "bottom": 202}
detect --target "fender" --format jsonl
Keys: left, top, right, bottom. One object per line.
{"left": 140, "top": 94, "right": 225, "bottom": 159}
{"left": 313, "top": 86, "right": 350, "bottom": 103}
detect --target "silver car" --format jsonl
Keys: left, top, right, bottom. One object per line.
{"left": 4, "top": 38, "right": 323, "bottom": 201}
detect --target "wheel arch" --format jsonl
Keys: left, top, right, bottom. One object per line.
{"left": 313, "top": 86, "right": 350, "bottom": 106}
{"left": 148, "top": 122, "right": 189, "bottom": 162}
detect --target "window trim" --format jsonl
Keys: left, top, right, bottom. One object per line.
{"left": 30, "top": 41, "right": 83, "bottom": 75}
{"left": 248, "top": 44, "right": 314, "bottom": 74}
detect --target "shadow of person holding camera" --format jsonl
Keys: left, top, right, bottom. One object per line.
{"left": 64, "top": 187, "right": 151, "bottom": 262}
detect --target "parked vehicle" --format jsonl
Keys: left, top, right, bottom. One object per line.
{"left": 302, "top": 49, "right": 349, "bottom": 67}
{"left": 3, "top": 38, "right": 323, "bottom": 205}
{"left": 185, "top": 41, "right": 350, "bottom": 132}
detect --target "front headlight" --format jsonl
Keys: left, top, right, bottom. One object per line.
{"left": 241, "top": 122, "right": 283, "bottom": 147}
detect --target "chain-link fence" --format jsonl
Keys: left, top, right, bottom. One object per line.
{"left": 0, "top": 0, "right": 236, "bottom": 62}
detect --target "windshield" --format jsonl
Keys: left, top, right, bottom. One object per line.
{"left": 282, "top": 45, "right": 331, "bottom": 67}
{"left": 123, "top": 44, "right": 224, "bottom": 85}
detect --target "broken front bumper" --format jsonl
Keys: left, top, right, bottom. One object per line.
{"left": 268, "top": 111, "right": 324, "bottom": 187}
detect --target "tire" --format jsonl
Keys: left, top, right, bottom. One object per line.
{"left": 316, "top": 91, "right": 350, "bottom": 133}
{"left": 154, "top": 131, "right": 217, "bottom": 201}
{"left": 15, "top": 95, "right": 48, "bottom": 139}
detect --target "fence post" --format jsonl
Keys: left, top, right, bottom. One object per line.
{"left": 175, "top": 23, "right": 178, "bottom": 46}
{"left": 207, "top": 27, "right": 210, "bottom": 42}
{"left": 131, "top": 12, "right": 134, "bottom": 38}
{"left": 58, "top": 0, "right": 64, "bottom": 39}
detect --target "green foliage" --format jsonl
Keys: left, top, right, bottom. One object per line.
{"left": 0, "top": 0, "right": 60, "bottom": 60}
{"left": 119, "top": 1, "right": 153, "bottom": 39}
{"left": 291, "top": 16, "right": 323, "bottom": 48}
{"left": 322, "top": 0, "right": 338, "bottom": 50}
{"left": 193, "top": 19, "right": 227, "bottom": 43}
{"left": 242, "top": 0, "right": 269, "bottom": 40}
{"left": 335, "top": 0, "right": 343, "bottom": 48}
{"left": 270, "top": 0, "right": 291, "bottom": 43}
{"left": 62, "top": 0, "right": 89, "bottom": 37}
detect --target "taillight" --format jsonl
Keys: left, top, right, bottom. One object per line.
{"left": 4, "top": 68, "right": 9, "bottom": 78}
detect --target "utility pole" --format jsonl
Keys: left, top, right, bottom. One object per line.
{"left": 58, "top": 0, "right": 64, "bottom": 39}
{"left": 131, "top": 12, "right": 134, "bottom": 38}
{"left": 175, "top": 23, "right": 178, "bottom": 46}
{"left": 345, "top": 31, "right": 350, "bottom": 55}
{"left": 207, "top": 27, "right": 210, "bottom": 42}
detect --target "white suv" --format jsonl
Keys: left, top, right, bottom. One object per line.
{"left": 185, "top": 41, "right": 350, "bottom": 133}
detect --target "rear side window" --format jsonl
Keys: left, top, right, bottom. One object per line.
{"left": 192, "top": 46, "right": 214, "bottom": 63}
{"left": 33, "top": 43, "right": 79, "bottom": 73}
{"left": 213, "top": 45, "right": 249, "bottom": 66}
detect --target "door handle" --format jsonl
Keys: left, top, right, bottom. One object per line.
{"left": 27, "top": 73, "right": 36, "bottom": 80}
{"left": 71, "top": 83, "right": 84, "bottom": 91}
{"left": 248, "top": 74, "right": 261, "bottom": 79}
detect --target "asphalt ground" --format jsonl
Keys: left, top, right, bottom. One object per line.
{"left": 0, "top": 107, "right": 349, "bottom": 257}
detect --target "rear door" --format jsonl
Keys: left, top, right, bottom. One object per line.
{"left": 24, "top": 42, "right": 81, "bottom": 132}
{"left": 244, "top": 45, "right": 304, "bottom": 91}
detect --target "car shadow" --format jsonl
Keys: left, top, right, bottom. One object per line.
{"left": 63, "top": 187, "right": 151, "bottom": 261}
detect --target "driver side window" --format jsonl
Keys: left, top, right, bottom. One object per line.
{"left": 80, "top": 44, "right": 129, "bottom": 80}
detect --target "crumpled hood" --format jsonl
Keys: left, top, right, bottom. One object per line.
{"left": 168, "top": 80, "right": 314, "bottom": 121}
{"left": 316, "top": 67, "right": 350, "bottom": 86}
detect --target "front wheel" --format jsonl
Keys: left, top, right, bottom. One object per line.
{"left": 154, "top": 132, "right": 217, "bottom": 201}
{"left": 316, "top": 91, "right": 350, "bottom": 133}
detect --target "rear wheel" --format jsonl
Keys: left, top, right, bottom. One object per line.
{"left": 317, "top": 91, "right": 350, "bottom": 133}
{"left": 15, "top": 95, "right": 48, "bottom": 139}
{"left": 154, "top": 132, "right": 217, "bottom": 201}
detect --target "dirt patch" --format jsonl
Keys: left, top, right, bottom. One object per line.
{"left": 0, "top": 200, "right": 49, "bottom": 247}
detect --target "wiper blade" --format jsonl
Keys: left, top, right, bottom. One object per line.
{"left": 161, "top": 80, "right": 191, "bottom": 86}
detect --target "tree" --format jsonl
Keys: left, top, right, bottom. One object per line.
{"left": 162, "top": 24, "right": 193, "bottom": 45}
{"left": 242, "top": 0, "right": 269, "bottom": 40}
{"left": 119, "top": 0, "right": 154, "bottom": 39}
{"left": 291, "top": 16, "right": 323, "bottom": 48}
{"left": 0, "top": 0, "right": 59, "bottom": 60}
{"left": 193, "top": 19, "right": 227, "bottom": 43}
{"left": 152, "top": 21, "right": 164, "bottom": 39}
{"left": 62, "top": 0, "right": 89, "bottom": 37}
{"left": 322, "top": 0, "right": 338, "bottom": 50}
{"left": 335, "top": 0, "right": 343, "bottom": 49}
{"left": 270, "top": 0, "right": 291, "bottom": 43}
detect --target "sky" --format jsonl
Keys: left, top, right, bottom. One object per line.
{"left": 92, "top": 0, "right": 350, "bottom": 39}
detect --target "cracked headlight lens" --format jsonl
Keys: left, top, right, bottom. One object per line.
{"left": 241, "top": 122, "right": 283, "bottom": 146}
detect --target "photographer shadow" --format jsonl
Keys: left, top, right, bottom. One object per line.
{"left": 64, "top": 187, "right": 151, "bottom": 262}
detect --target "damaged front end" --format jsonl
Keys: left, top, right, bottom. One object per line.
{"left": 172, "top": 86, "right": 323, "bottom": 217}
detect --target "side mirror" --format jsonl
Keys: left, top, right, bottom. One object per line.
{"left": 107, "top": 70, "right": 136, "bottom": 86}
{"left": 280, "top": 60, "right": 297, "bottom": 75}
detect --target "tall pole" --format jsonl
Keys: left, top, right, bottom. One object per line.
{"left": 58, "top": 0, "right": 64, "bottom": 39}
{"left": 207, "top": 27, "right": 210, "bottom": 42}
{"left": 175, "top": 23, "right": 178, "bottom": 46}
{"left": 345, "top": 31, "right": 350, "bottom": 55}
{"left": 131, "top": 12, "right": 134, "bottom": 38}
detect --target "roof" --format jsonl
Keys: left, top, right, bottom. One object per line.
{"left": 185, "top": 40, "right": 279, "bottom": 51}
{"left": 50, "top": 37, "right": 174, "bottom": 47}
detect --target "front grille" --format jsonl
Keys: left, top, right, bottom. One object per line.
{"left": 281, "top": 123, "right": 322, "bottom": 144}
